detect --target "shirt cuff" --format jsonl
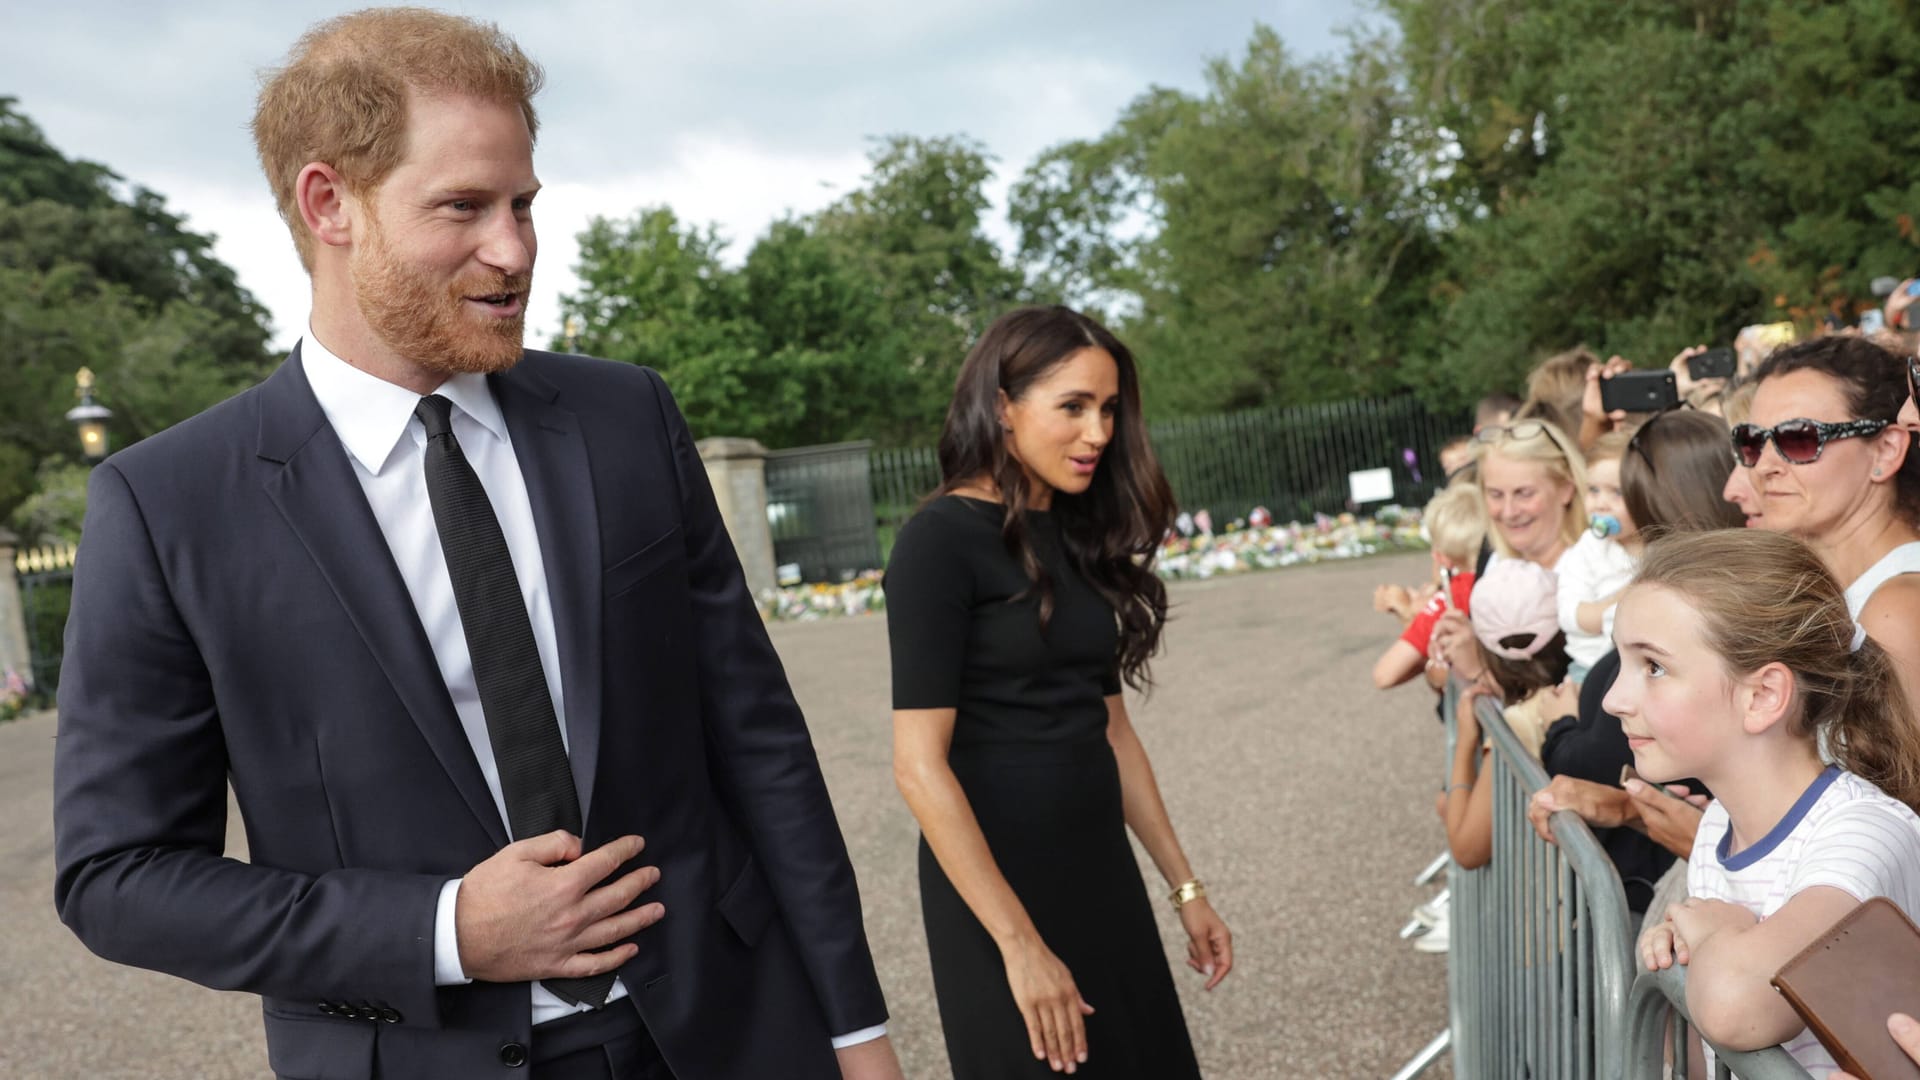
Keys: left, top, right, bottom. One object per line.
{"left": 433, "top": 878, "right": 473, "bottom": 987}
{"left": 830, "top": 1023, "right": 888, "bottom": 1050}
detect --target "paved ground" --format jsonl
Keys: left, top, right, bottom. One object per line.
{"left": 0, "top": 551, "right": 1453, "bottom": 1079}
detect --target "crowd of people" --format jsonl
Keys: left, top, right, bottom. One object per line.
{"left": 46, "top": 8, "right": 1920, "bottom": 1079}
{"left": 1368, "top": 318, "right": 1920, "bottom": 1074}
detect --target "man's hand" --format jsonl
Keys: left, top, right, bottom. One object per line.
{"left": 1624, "top": 779, "right": 1709, "bottom": 858}
{"left": 835, "top": 1034, "right": 906, "bottom": 1080}
{"left": 455, "top": 831, "right": 665, "bottom": 984}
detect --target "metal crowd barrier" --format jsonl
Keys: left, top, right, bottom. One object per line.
{"left": 1442, "top": 678, "right": 1639, "bottom": 1080}
{"left": 1624, "top": 965, "right": 1814, "bottom": 1079}
{"left": 1413, "top": 679, "right": 1825, "bottom": 1079}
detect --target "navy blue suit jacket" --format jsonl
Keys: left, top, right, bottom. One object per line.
{"left": 52, "top": 349, "right": 886, "bottom": 1079}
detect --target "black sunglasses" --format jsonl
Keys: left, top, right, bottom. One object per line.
{"left": 1730, "top": 417, "right": 1889, "bottom": 467}
{"left": 1905, "top": 354, "right": 1920, "bottom": 408}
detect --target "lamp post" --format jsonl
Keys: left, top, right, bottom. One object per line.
{"left": 66, "top": 367, "right": 112, "bottom": 462}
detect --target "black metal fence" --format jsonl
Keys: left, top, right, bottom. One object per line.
{"left": 767, "top": 394, "right": 1466, "bottom": 583}
{"left": 764, "top": 441, "right": 883, "bottom": 584}
{"left": 1148, "top": 395, "right": 1466, "bottom": 525}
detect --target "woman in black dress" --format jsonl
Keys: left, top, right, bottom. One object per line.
{"left": 886, "top": 306, "right": 1232, "bottom": 1078}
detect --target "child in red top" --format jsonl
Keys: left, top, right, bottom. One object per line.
{"left": 1374, "top": 484, "right": 1485, "bottom": 689}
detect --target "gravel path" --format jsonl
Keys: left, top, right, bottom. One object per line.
{"left": 1, "top": 551, "right": 1452, "bottom": 1079}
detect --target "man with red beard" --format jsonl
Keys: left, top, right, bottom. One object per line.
{"left": 50, "top": 10, "right": 899, "bottom": 1080}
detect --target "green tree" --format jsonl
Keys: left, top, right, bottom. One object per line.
{"left": 557, "top": 136, "right": 1033, "bottom": 448}
{"left": 0, "top": 98, "right": 273, "bottom": 535}
{"left": 1011, "top": 28, "right": 1445, "bottom": 415}
{"left": 1387, "top": 0, "right": 1920, "bottom": 399}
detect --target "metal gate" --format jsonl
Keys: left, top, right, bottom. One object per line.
{"left": 764, "top": 441, "right": 882, "bottom": 584}
{"left": 16, "top": 544, "right": 77, "bottom": 699}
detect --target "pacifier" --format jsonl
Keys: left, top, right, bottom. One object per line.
{"left": 1590, "top": 513, "right": 1622, "bottom": 539}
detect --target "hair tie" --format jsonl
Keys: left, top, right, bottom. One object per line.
{"left": 1852, "top": 622, "right": 1869, "bottom": 653}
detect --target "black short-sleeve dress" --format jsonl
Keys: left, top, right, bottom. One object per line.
{"left": 884, "top": 495, "right": 1201, "bottom": 1079}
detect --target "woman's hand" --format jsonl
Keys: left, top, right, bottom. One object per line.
{"left": 1640, "top": 909, "right": 1688, "bottom": 971}
{"left": 1455, "top": 683, "right": 1486, "bottom": 748}
{"left": 1625, "top": 779, "right": 1709, "bottom": 858}
{"left": 1177, "top": 897, "right": 1233, "bottom": 991}
{"left": 1528, "top": 775, "right": 1633, "bottom": 842}
{"left": 1582, "top": 355, "right": 1635, "bottom": 433}
{"left": 1001, "top": 936, "right": 1095, "bottom": 1074}
{"left": 1431, "top": 610, "right": 1482, "bottom": 677}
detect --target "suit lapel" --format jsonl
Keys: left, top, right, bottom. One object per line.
{"left": 256, "top": 349, "right": 510, "bottom": 848}
{"left": 494, "top": 363, "right": 606, "bottom": 826}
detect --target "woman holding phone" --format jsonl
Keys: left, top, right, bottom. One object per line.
{"left": 886, "top": 306, "right": 1230, "bottom": 1078}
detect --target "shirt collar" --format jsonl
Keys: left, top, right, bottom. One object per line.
{"left": 299, "top": 323, "right": 507, "bottom": 476}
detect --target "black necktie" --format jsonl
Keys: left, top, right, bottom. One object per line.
{"left": 415, "top": 394, "right": 614, "bottom": 1008}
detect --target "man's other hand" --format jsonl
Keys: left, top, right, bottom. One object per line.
{"left": 455, "top": 831, "right": 664, "bottom": 983}
{"left": 835, "top": 1034, "right": 906, "bottom": 1080}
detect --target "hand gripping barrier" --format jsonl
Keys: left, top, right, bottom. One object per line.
{"left": 1624, "top": 964, "right": 1814, "bottom": 1079}
{"left": 1442, "top": 678, "right": 1638, "bottom": 1080}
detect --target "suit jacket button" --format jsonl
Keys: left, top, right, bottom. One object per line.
{"left": 499, "top": 1042, "right": 529, "bottom": 1068}
{"left": 317, "top": 1002, "right": 337, "bottom": 1016}
{"left": 379, "top": 1008, "right": 402, "bottom": 1024}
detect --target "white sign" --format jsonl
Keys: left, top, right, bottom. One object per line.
{"left": 1348, "top": 467, "right": 1395, "bottom": 505}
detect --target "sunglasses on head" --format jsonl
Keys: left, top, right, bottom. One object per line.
{"left": 1905, "top": 354, "right": 1920, "bottom": 409}
{"left": 1474, "top": 421, "right": 1572, "bottom": 457}
{"left": 1730, "top": 417, "right": 1889, "bottom": 467}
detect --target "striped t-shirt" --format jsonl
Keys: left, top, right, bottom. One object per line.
{"left": 1687, "top": 767, "right": 1920, "bottom": 1077}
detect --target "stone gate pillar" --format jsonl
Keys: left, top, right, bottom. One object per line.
{"left": 0, "top": 530, "right": 32, "bottom": 690}
{"left": 695, "top": 438, "right": 777, "bottom": 612}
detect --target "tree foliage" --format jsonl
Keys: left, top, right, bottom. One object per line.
{"left": 557, "top": 136, "right": 1029, "bottom": 446}
{"left": 0, "top": 97, "right": 274, "bottom": 537}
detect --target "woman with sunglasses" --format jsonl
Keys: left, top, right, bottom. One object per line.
{"left": 1736, "top": 336, "right": 1920, "bottom": 712}
{"left": 1430, "top": 419, "right": 1588, "bottom": 683}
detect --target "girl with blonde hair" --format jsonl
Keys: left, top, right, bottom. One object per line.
{"left": 1626, "top": 530, "right": 1920, "bottom": 1074}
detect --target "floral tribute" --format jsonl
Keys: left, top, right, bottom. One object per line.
{"left": 0, "top": 669, "right": 27, "bottom": 723}
{"left": 763, "top": 505, "right": 1427, "bottom": 622}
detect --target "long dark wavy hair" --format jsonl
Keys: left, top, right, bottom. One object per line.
{"left": 933, "top": 306, "right": 1177, "bottom": 690}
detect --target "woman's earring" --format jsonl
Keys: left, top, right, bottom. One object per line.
{"left": 1876, "top": 469, "right": 1885, "bottom": 477}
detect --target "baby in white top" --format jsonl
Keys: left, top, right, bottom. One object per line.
{"left": 1557, "top": 428, "right": 1639, "bottom": 682}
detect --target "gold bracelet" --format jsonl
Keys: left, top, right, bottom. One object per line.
{"left": 1169, "top": 878, "right": 1207, "bottom": 909}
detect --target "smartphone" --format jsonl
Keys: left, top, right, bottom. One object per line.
{"left": 1620, "top": 765, "right": 1687, "bottom": 800}
{"left": 1686, "top": 347, "right": 1736, "bottom": 381}
{"left": 1861, "top": 309, "right": 1888, "bottom": 336}
{"left": 1772, "top": 898, "right": 1920, "bottom": 1080}
{"left": 1600, "top": 370, "right": 1679, "bottom": 413}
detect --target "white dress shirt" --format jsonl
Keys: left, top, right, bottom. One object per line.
{"left": 299, "top": 330, "right": 883, "bottom": 1047}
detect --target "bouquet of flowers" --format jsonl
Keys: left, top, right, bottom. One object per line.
{"left": 0, "top": 669, "right": 27, "bottom": 723}
{"left": 764, "top": 570, "right": 887, "bottom": 622}
{"left": 1151, "top": 505, "right": 1427, "bottom": 581}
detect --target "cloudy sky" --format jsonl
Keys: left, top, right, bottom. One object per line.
{"left": 6, "top": 2, "right": 1367, "bottom": 350}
